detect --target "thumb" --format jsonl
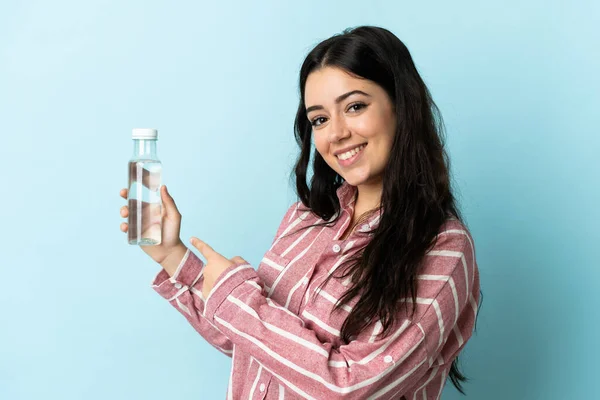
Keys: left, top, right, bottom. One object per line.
{"left": 161, "top": 185, "right": 180, "bottom": 216}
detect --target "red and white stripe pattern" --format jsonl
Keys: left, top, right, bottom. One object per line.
{"left": 152, "top": 181, "right": 480, "bottom": 399}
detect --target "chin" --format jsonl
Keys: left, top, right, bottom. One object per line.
{"left": 341, "top": 173, "right": 369, "bottom": 186}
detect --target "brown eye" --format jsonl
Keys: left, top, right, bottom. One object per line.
{"left": 310, "top": 103, "right": 366, "bottom": 127}
{"left": 311, "top": 117, "right": 327, "bottom": 127}
{"left": 348, "top": 103, "right": 366, "bottom": 112}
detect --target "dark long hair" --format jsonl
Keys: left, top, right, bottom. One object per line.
{"left": 289, "top": 26, "right": 481, "bottom": 395}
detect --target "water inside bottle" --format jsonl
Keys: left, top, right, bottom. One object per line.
{"left": 128, "top": 160, "right": 162, "bottom": 245}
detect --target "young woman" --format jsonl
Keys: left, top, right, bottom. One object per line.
{"left": 119, "top": 25, "right": 481, "bottom": 400}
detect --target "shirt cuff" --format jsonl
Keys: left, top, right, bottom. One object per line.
{"left": 203, "top": 263, "right": 258, "bottom": 322}
{"left": 151, "top": 248, "right": 205, "bottom": 300}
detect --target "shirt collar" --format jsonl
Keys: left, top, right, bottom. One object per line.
{"left": 335, "top": 181, "right": 382, "bottom": 229}
{"left": 336, "top": 180, "right": 356, "bottom": 208}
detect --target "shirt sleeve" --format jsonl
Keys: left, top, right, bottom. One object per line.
{"left": 151, "top": 248, "right": 234, "bottom": 357}
{"left": 149, "top": 200, "right": 303, "bottom": 358}
{"left": 198, "top": 233, "right": 476, "bottom": 399}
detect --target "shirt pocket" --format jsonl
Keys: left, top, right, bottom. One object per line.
{"left": 257, "top": 249, "right": 291, "bottom": 294}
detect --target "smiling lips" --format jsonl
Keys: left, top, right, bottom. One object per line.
{"left": 336, "top": 144, "right": 367, "bottom": 167}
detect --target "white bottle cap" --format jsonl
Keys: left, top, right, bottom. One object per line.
{"left": 132, "top": 128, "right": 158, "bottom": 139}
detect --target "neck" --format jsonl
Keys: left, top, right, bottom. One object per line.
{"left": 355, "top": 179, "right": 383, "bottom": 214}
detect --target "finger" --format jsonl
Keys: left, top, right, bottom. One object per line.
{"left": 190, "top": 237, "right": 216, "bottom": 259}
{"left": 161, "top": 185, "right": 181, "bottom": 218}
{"left": 120, "top": 205, "right": 129, "bottom": 218}
{"left": 120, "top": 222, "right": 128, "bottom": 232}
{"left": 120, "top": 188, "right": 128, "bottom": 199}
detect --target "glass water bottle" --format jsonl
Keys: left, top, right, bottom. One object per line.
{"left": 128, "top": 128, "right": 162, "bottom": 245}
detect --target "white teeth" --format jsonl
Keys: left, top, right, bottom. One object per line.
{"left": 337, "top": 144, "right": 366, "bottom": 160}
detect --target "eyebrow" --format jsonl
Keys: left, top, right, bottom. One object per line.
{"left": 305, "top": 90, "right": 371, "bottom": 114}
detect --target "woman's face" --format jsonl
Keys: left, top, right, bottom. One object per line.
{"left": 304, "top": 67, "right": 397, "bottom": 188}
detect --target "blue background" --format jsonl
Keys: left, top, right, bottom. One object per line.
{"left": 1, "top": 0, "right": 597, "bottom": 398}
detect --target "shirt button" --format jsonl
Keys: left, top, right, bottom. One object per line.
{"left": 259, "top": 383, "right": 265, "bottom": 392}
{"left": 384, "top": 355, "right": 393, "bottom": 363}
{"left": 174, "top": 282, "right": 183, "bottom": 289}
{"left": 332, "top": 244, "right": 341, "bottom": 253}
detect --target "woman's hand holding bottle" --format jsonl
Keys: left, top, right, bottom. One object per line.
{"left": 119, "top": 185, "right": 188, "bottom": 276}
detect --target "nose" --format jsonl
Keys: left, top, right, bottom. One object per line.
{"left": 327, "top": 115, "right": 351, "bottom": 143}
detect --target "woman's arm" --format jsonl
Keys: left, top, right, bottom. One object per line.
{"left": 150, "top": 200, "right": 303, "bottom": 357}
{"left": 152, "top": 248, "right": 234, "bottom": 357}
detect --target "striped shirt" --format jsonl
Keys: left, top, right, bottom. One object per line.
{"left": 152, "top": 181, "right": 480, "bottom": 399}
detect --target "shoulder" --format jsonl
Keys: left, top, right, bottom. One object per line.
{"left": 414, "top": 217, "right": 478, "bottom": 314}
{"left": 282, "top": 200, "right": 305, "bottom": 221}
{"left": 282, "top": 199, "right": 327, "bottom": 225}
{"left": 426, "top": 217, "right": 476, "bottom": 272}
{"left": 273, "top": 200, "right": 319, "bottom": 239}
